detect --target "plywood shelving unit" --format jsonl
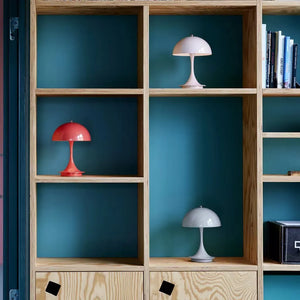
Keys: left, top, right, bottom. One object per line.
{"left": 29, "top": 0, "right": 300, "bottom": 299}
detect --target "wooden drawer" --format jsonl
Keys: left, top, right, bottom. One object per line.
{"left": 36, "top": 271, "right": 143, "bottom": 300}
{"left": 150, "top": 271, "right": 257, "bottom": 300}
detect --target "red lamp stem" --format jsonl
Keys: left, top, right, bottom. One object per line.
{"left": 60, "top": 141, "right": 84, "bottom": 176}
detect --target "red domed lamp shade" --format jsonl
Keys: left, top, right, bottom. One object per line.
{"left": 52, "top": 121, "right": 91, "bottom": 176}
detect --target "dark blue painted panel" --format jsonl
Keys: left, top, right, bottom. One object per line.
{"left": 37, "top": 16, "right": 137, "bottom": 88}
{"left": 37, "top": 183, "right": 138, "bottom": 257}
{"left": 37, "top": 97, "right": 138, "bottom": 175}
{"left": 264, "top": 139, "right": 300, "bottom": 174}
{"left": 264, "top": 97, "right": 300, "bottom": 132}
{"left": 149, "top": 16, "right": 242, "bottom": 88}
{"left": 149, "top": 97, "right": 243, "bottom": 257}
{"left": 264, "top": 273, "right": 300, "bottom": 300}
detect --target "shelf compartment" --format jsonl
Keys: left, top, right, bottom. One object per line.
{"left": 263, "top": 1, "right": 300, "bottom": 15}
{"left": 150, "top": 88, "right": 256, "bottom": 97}
{"left": 263, "top": 175, "right": 300, "bottom": 182}
{"left": 37, "top": 96, "right": 138, "bottom": 176}
{"left": 35, "top": 257, "right": 144, "bottom": 272}
{"left": 149, "top": 257, "right": 257, "bottom": 271}
{"left": 37, "top": 15, "right": 138, "bottom": 89}
{"left": 263, "top": 132, "right": 300, "bottom": 138}
{"left": 263, "top": 89, "right": 300, "bottom": 97}
{"left": 35, "top": 175, "right": 144, "bottom": 183}
{"left": 37, "top": 184, "right": 139, "bottom": 258}
{"left": 264, "top": 259, "right": 300, "bottom": 271}
{"left": 36, "top": 88, "right": 144, "bottom": 97}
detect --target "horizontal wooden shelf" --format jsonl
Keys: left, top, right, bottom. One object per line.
{"left": 264, "top": 259, "right": 300, "bottom": 271}
{"left": 263, "top": 89, "right": 300, "bottom": 97}
{"left": 263, "top": 1, "right": 300, "bottom": 15}
{"left": 150, "top": 88, "right": 257, "bottom": 97}
{"left": 36, "top": 88, "right": 144, "bottom": 97}
{"left": 35, "top": 175, "right": 144, "bottom": 183}
{"left": 149, "top": 257, "right": 257, "bottom": 271}
{"left": 263, "top": 175, "right": 300, "bottom": 182}
{"left": 263, "top": 132, "right": 300, "bottom": 138}
{"left": 35, "top": 258, "right": 144, "bottom": 272}
{"left": 36, "top": 1, "right": 256, "bottom": 15}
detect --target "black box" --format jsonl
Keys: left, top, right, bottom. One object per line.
{"left": 268, "top": 221, "right": 300, "bottom": 264}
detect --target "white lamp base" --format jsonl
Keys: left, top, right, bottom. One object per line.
{"left": 190, "top": 227, "right": 215, "bottom": 263}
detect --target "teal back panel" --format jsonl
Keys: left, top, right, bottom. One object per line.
{"left": 263, "top": 183, "right": 300, "bottom": 256}
{"left": 37, "top": 15, "right": 137, "bottom": 88}
{"left": 149, "top": 16, "right": 242, "bottom": 88}
{"left": 150, "top": 98, "right": 243, "bottom": 257}
{"left": 264, "top": 273, "right": 300, "bottom": 300}
{"left": 37, "top": 97, "right": 138, "bottom": 175}
{"left": 37, "top": 183, "right": 138, "bottom": 257}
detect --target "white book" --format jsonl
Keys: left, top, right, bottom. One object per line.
{"left": 277, "top": 34, "right": 285, "bottom": 88}
{"left": 289, "top": 39, "right": 294, "bottom": 87}
{"left": 262, "top": 24, "right": 267, "bottom": 88}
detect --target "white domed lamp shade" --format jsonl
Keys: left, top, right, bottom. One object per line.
{"left": 173, "top": 35, "right": 212, "bottom": 89}
{"left": 182, "top": 206, "right": 221, "bottom": 263}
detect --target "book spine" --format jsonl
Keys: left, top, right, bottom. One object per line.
{"left": 289, "top": 39, "right": 294, "bottom": 87}
{"left": 292, "top": 44, "right": 298, "bottom": 88}
{"left": 266, "top": 31, "right": 272, "bottom": 88}
{"left": 262, "top": 24, "right": 267, "bottom": 89}
{"left": 270, "top": 32, "right": 276, "bottom": 88}
{"left": 274, "top": 31, "right": 280, "bottom": 88}
{"left": 277, "top": 34, "right": 285, "bottom": 88}
{"left": 283, "top": 36, "right": 291, "bottom": 88}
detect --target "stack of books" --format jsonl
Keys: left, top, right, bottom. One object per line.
{"left": 262, "top": 24, "right": 298, "bottom": 89}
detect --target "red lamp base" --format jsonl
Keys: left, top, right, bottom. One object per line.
{"left": 60, "top": 170, "right": 84, "bottom": 177}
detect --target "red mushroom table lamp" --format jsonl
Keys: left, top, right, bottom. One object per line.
{"left": 52, "top": 121, "right": 91, "bottom": 177}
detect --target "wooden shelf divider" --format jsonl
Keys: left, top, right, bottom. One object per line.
{"left": 149, "top": 257, "right": 258, "bottom": 272}
{"left": 264, "top": 259, "right": 300, "bottom": 271}
{"left": 36, "top": 88, "right": 144, "bottom": 97}
{"left": 263, "top": 1, "right": 300, "bottom": 15}
{"left": 263, "top": 132, "right": 300, "bottom": 138}
{"left": 150, "top": 88, "right": 256, "bottom": 97}
{"left": 263, "top": 175, "right": 300, "bottom": 182}
{"left": 263, "top": 89, "right": 300, "bottom": 97}
{"left": 35, "top": 175, "right": 144, "bottom": 183}
{"left": 36, "top": 257, "right": 144, "bottom": 272}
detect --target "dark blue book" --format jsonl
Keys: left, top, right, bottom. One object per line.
{"left": 266, "top": 31, "right": 272, "bottom": 88}
{"left": 292, "top": 44, "right": 298, "bottom": 88}
{"left": 270, "top": 32, "right": 276, "bottom": 88}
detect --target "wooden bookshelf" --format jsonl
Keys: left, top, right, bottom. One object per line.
{"left": 263, "top": 132, "right": 300, "bottom": 138}
{"left": 263, "top": 89, "right": 300, "bottom": 97}
{"left": 264, "top": 259, "right": 300, "bottom": 271}
{"left": 263, "top": 175, "right": 300, "bottom": 182}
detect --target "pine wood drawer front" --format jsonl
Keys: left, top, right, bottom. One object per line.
{"left": 36, "top": 271, "right": 143, "bottom": 300}
{"left": 150, "top": 271, "right": 257, "bottom": 300}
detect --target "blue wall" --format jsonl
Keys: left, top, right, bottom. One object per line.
{"left": 150, "top": 97, "right": 243, "bottom": 257}
{"left": 37, "top": 183, "right": 138, "bottom": 257}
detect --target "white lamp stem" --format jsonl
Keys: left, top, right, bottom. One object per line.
{"left": 181, "top": 54, "right": 204, "bottom": 89}
{"left": 190, "top": 227, "right": 214, "bottom": 262}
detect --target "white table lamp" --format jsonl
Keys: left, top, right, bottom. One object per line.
{"left": 182, "top": 206, "right": 221, "bottom": 263}
{"left": 173, "top": 35, "right": 212, "bottom": 89}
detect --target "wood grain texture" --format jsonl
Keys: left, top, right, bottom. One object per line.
{"left": 149, "top": 257, "right": 257, "bottom": 271}
{"left": 36, "top": 272, "right": 143, "bottom": 300}
{"left": 36, "top": 88, "right": 144, "bottom": 96}
{"left": 264, "top": 259, "right": 300, "bottom": 271}
{"left": 263, "top": 88, "right": 300, "bottom": 97}
{"left": 150, "top": 88, "right": 257, "bottom": 97}
{"left": 263, "top": 132, "right": 300, "bottom": 138}
{"left": 263, "top": 175, "right": 300, "bottom": 182}
{"left": 263, "top": 1, "right": 300, "bottom": 15}
{"left": 150, "top": 271, "right": 257, "bottom": 300}
{"left": 35, "top": 175, "right": 144, "bottom": 183}
{"left": 36, "top": 258, "right": 143, "bottom": 272}
{"left": 36, "top": 1, "right": 256, "bottom": 15}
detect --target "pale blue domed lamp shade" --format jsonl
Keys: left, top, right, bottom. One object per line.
{"left": 173, "top": 35, "right": 212, "bottom": 89}
{"left": 182, "top": 206, "right": 221, "bottom": 263}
